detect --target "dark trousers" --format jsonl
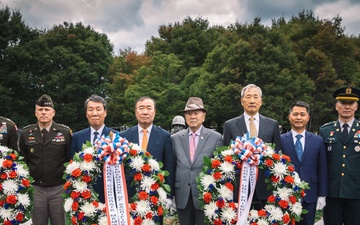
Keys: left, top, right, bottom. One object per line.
{"left": 323, "top": 197, "right": 360, "bottom": 225}
{"left": 297, "top": 202, "right": 316, "bottom": 225}
{"left": 177, "top": 191, "right": 205, "bottom": 225}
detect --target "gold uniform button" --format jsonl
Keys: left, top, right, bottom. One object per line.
{"left": 343, "top": 155, "right": 346, "bottom": 158}
{"left": 343, "top": 146, "right": 346, "bottom": 149}
{"left": 341, "top": 173, "right": 344, "bottom": 176}
{"left": 342, "top": 164, "right": 345, "bottom": 167}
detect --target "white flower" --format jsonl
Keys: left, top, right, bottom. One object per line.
{"left": 291, "top": 202, "right": 303, "bottom": 216}
{"left": 272, "top": 161, "right": 287, "bottom": 179}
{"left": 2, "top": 179, "right": 18, "bottom": 194}
{"left": 293, "top": 172, "right": 301, "bottom": 185}
{"left": 83, "top": 146, "right": 96, "bottom": 154}
{"left": 200, "top": 175, "right": 215, "bottom": 189}
{"left": 157, "top": 187, "right": 168, "bottom": 203}
{"left": 16, "top": 163, "right": 29, "bottom": 177}
{"left": 257, "top": 219, "right": 269, "bottom": 225}
{"left": 221, "top": 207, "right": 236, "bottom": 222}
{"left": 140, "top": 176, "right": 157, "bottom": 192}
{"left": 80, "top": 202, "right": 96, "bottom": 216}
{"left": 131, "top": 144, "right": 142, "bottom": 151}
{"left": 0, "top": 158, "right": 4, "bottom": 168}
{"left": 148, "top": 159, "right": 160, "bottom": 171}
{"left": 204, "top": 201, "right": 218, "bottom": 219}
{"left": 217, "top": 185, "right": 233, "bottom": 200}
{"left": 64, "top": 198, "right": 74, "bottom": 212}
{"left": 249, "top": 209, "right": 259, "bottom": 219}
{"left": 221, "top": 149, "right": 234, "bottom": 156}
{"left": 265, "top": 205, "right": 283, "bottom": 221}
{"left": 142, "top": 218, "right": 156, "bottom": 225}
{"left": 18, "top": 193, "right": 30, "bottom": 207}
{"left": 73, "top": 180, "right": 88, "bottom": 192}
{"left": 80, "top": 161, "right": 97, "bottom": 171}
{"left": 129, "top": 155, "right": 144, "bottom": 171}
{"left": 97, "top": 202, "right": 106, "bottom": 211}
{"left": 264, "top": 146, "right": 275, "bottom": 156}
{"left": 0, "top": 146, "right": 11, "bottom": 156}
{"left": 66, "top": 161, "right": 81, "bottom": 174}
{"left": 99, "top": 215, "right": 108, "bottom": 225}
{"left": 275, "top": 187, "right": 293, "bottom": 200}
{"left": 219, "top": 161, "right": 234, "bottom": 174}
{"left": 135, "top": 200, "right": 151, "bottom": 216}
{"left": 0, "top": 207, "right": 12, "bottom": 219}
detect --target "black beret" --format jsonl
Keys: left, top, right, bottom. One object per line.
{"left": 333, "top": 86, "right": 360, "bottom": 101}
{"left": 36, "top": 94, "right": 54, "bottom": 108}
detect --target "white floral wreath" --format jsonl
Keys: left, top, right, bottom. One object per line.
{"left": 197, "top": 134, "right": 309, "bottom": 225}
{"left": 0, "top": 146, "right": 33, "bottom": 225}
{"left": 63, "top": 132, "right": 170, "bottom": 225}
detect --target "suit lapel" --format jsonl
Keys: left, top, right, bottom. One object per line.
{"left": 147, "top": 126, "right": 158, "bottom": 152}
{"left": 284, "top": 132, "right": 299, "bottom": 163}
{"left": 302, "top": 132, "right": 311, "bottom": 163}
{"left": 179, "top": 129, "right": 192, "bottom": 164}
{"left": 258, "top": 115, "right": 267, "bottom": 138}
{"left": 236, "top": 115, "right": 247, "bottom": 137}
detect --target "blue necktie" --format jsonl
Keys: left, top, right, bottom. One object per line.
{"left": 295, "top": 134, "right": 303, "bottom": 160}
{"left": 93, "top": 131, "right": 99, "bottom": 144}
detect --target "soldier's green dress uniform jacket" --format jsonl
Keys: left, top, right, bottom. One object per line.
{"left": 0, "top": 116, "right": 18, "bottom": 151}
{"left": 319, "top": 119, "right": 360, "bottom": 199}
{"left": 19, "top": 122, "right": 72, "bottom": 187}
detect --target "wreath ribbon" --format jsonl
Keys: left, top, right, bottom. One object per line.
{"left": 97, "top": 133, "right": 131, "bottom": 225}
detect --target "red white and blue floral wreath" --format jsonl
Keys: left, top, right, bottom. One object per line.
{"left": 197, "top": 134, "right": 309, "bottom": 225}
{"left": 63, "top": 132, "right": 170, "bottom": 225}
{"left": 0, "top": 146, "right": 34, "bottom": 225}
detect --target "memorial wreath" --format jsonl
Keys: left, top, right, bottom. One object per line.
{"left": 197, "top": 134, "right": 309, "bottom": 225}
{"left": 0, "top": 146, "right": 33, "bottom": 225}
{"left": 63, "top": 132, "right": 170, "bottom": 225}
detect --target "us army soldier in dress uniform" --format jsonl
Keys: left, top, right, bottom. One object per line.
{"left": 19, "top": 94, "right": 72, "bottom": 225}
{"left": 319, "top": 86, "right": 360, "bottom": 225}
{"left": 0, "top": 116, "right": 18, "bottom": 150}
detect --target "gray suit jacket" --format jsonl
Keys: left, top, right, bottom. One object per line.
{"left": 172, "top": 126, "right": 223, "bottom": 209}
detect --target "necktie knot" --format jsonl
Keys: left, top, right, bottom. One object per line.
{"left": 42, "top": 128, "right": 48, "bottom": 134}
{"left": 295, "top": 134, "right": 302, "bottom": 140}
{"left": 93, "top": 131, "right": 99, "bottom": 144}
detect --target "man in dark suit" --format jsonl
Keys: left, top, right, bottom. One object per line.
{"left": 319, "top": 86, "right": 360, "bottom": 225}
{"left": 0, "top": 116, "right": 18, "bottom": 151}
{"left": 223, "top": 83, "right": 282, "bottom": 210}
{"left": 281, "top": 101, "right": 327, "bottom": 225}
{"left": 120, "top": 96, "right": 175, "bottom": 223}
{"left": 70, "top": 94, "right": 115, "bottom": 203}
{"left": 172, "top": 97, "right": 222, "bottom": 225}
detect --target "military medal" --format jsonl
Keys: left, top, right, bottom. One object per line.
{"left": 30, "top": 148, "right": 34, "bottom": 153}
{"left": 330, "top": 131, "right": 334, "bottom": 136}
{"left": 355, "top": 146, "right": 360, "bottom": 152}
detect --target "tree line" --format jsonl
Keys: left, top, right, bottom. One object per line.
{"left": 1, "top": 6, "right": 359, "bottom": 134}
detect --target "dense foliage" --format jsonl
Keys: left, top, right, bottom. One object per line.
{"left": 1, "top": 6, "right": 359, "bottom": 133}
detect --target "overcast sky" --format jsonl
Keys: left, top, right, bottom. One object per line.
{"left": 2, "top": 0, "right": 360, "bottom": 54}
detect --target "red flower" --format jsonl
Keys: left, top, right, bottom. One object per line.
{"left": 81, "top": 175, "right": 92, "bottom": 183}
{"left": 92, "top": 201, "right": 99, "bottom": 207}
{"left": 158, "top": 174, "right": 164, "bottom": 183}
{"left": 1, "top": 173, "right": 7, "bottom": 179}
{"left": 211, "top": 159, "right": 221, "bottom": 168}
{"left": 9, "top": 153, "right": 17, "bottom": 160}
{"left": 284, "top": 175, "right": 294, "bottom": 184}
{"left": 264, "top": 159, "right": 273, "bottom": 167}
{"left": 203, "top": 192, "right": 212, "bottom": 203}
{"left": 9, "top": 171, "right": 17, "bottom": 178}
{"left": 130, "top": 203, "right": 137, "bottom": 210}
{"left": 0, "top": 183, "right": 2, "bottom": 191}
{"left": 150, "top": 182, "right": 159, "bottom": 190}
{"left": 71, "top": 191, "right": 81, "bottom": 199}
{"left": 71, "top": 168, "right": 82, "bottom": 177}
{"left": 22, "top": 179, "right": 30, "bottom": 187}
{"left": 134, "top": 173, "right": 142, "bottom": 181}
{"left": 146, "top": 212, "right": 153, "bottom": 219}
{"left": 258, "top": 209, "right": 267, "bottom": 217}
{"left": 150, "top": 196, "right": 158, "bottom": 205}
{"left": 81, "top": 190, "right": 91, "bottom": 199}
{"left": 78, "top": 212, "right": 85, "bottom": 220}
{"left": 282, "top": 154, "right": 291, "bottom": 162}
{"left": 2, "top": 160, "right": 13, "bottom": 168}
{"left": 158, "top": 205, "right": 163, "bottom": 216}
{"left": 278, "top": 200, "right": 289, "bottom": 209}
{"left": 6, "top": 195, "right": 17, "bottom": 204}
{"left": 0, "top": 200, "right": 5, "bottom": 206}
{"left": 214, "top": 218, "right": 222, "bottom": 225}
{"left": 267, "top": 195, "right": 276, "bottom": 203}
{"left": 216, "top": 198, "right": 225, "bottom": 208}
{"left": 289, "top": 195, "right": 297, "bottom": 204}
{"left": 224, "top": 155, "right": 233, "bottom": 162}
{"left": 282, "top": 214, "right": 290, "bottom": 223}
{"left": 272, "top": 154, "right": 281, "bottom": 161}
{"left": 138, "top": 191, "right": 148, "bottom": 200}
{"left": 288, "top": 165, "right": 295, "bottom": 172}
{"left": 72, "top": 201, "right": 79, "bottom": 211}
{"left": 213, "top": 171, "right": 222, "bottom": 180}
{"left": 134, "top": 216, "right": 142, "bottom": 225}
{"left": 16, "top": 213, "right": 24, "bottom": 222}
{"left": 301, "top": 190, "right": 306, "bottom": 197}
{"left": 83, "top": 154, "right": 93, "bottom": 162}
{"left": 71, "top": 216, "right": 78, "bottom": 225}
{"left": 271, "top": 176, "right": 279, "bottom": 183}
{"left": 4, "top": 220, "right": 12, "bottom": 225}
{"left": 141, "top": 164, "right": 151, "bottom": 172}
{"left": 228, "top": 202, "right": 236, "bottom": 209}
{"left": 129, "top": 150, "right": 137, "bottom": 156}
{"left": 225, "top": 182, "right": 234, "bottom": 191}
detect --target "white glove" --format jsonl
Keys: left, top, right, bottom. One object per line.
{"left": 171, "top": 197, "right": 177, "bottom": 209}
{"left": 316, "top": 196, "right": 326, "bottom": 210}
{"left": 165, "top": 198, "right": 172, "bottom": 210}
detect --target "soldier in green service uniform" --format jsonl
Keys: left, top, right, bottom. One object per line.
{"left": 19, "top": 94, "right": 72, "bottom": 225}
{"left": 319, "top": 86, "right": 360, "bottom": 225}
{"left": 0, "top": 116, "right": 18, "bottom": 150}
